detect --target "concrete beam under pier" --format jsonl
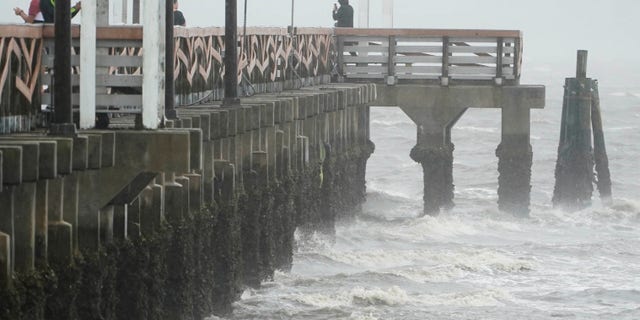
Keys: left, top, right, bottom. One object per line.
{"left": 373, "top": 85, "right": 545, "bottom": 109}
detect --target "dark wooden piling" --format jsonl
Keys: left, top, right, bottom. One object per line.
{"left": 553, "top": 50, "right": 612, "bottom": 209}
{"left": 590, "top": 82, "right": 612, "bottom": 203}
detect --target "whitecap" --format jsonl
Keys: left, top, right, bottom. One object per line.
{"left": 350, "top": 286, "right": 409, "bottom": 306}
{"left": 415, "top": 289, "right": 513, "bottom": 307}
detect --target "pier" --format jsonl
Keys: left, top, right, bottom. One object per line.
{"left": 0, "top": 7, "right": 544, "bottom": 319}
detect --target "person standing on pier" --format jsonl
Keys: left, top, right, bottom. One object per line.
{"left": 173, "top": 0, "right": 186, "bottom": 26}
{"left": 39, "top": 0, "right": 82, "bottom": 23}
{"left": 13, "top": 0, "right": 44, "bottom": 23}
{"left": 333, "top": 0, "right": 354, "bottom": 27}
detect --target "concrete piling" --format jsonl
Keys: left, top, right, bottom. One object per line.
{"left": 0, "top": 187, "right": 15, "bottom": 275}
{"left": 0, "top": 232, "right": 9, "bottom": 288}
{"left": 497, "top": 103, "right": 532, "bottom": 216}
{"left": 165, "top": 174, "right": 185, "bottom": 225}
{"left": 47, "top": 221, "right": 73, "bottom": 266}
{"left": 410, "top": 143, "right": 454, "bottom": 215}
{"left": 113, "top": 204, "right": 128, "bottom": 240}
{"left": 99, "top": 206, "right": 114, "bottom": 244}
{"left": 63, "top": 174, "right": 80, "bottom": 252}
{"left": 35, "top": 180, "right": 48, "bottom": 267}
{"left": 13, "top": 182, "right": 36, "bottom": 272}
{"left": 184, "top": 172, "right": 203, "bottom": 211}
{"left": 175, "top": 175, "right": 192, "bottom": 218}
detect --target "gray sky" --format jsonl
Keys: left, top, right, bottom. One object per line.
{"left": 1, "top": 0, "right": 638, "bottom": 83}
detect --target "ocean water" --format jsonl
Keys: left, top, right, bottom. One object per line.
{"left": 212, "top": 68, "right": 640, "bottom": 319}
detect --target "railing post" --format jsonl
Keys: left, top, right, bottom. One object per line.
{"left": 441, "top": 36, "right": 449, "bottom": 86}
{"left": 495, "top": 37, "right": 504, "bottom": 85}
{"left": 51, "top": 0, "right": 76, "bottom": 135}
{"left": 165, "top": 0, "right": 176, "bottom": 120}
{"left": 223, "top": 0, "right": 240, "bottom": 106}
{"left": 142, "top": 0, "right": 166, "bottom": 129}
{"left": 79, "top": 0, "right": 96, "bottom": 129}
{"left": 386, "top": 35, "right": 396, "bottom": 85}
{"left": 514, "top": 36, "right": 521, "bottom": 83}
{"left": 336, "top": 36, "right": 344, "bottom": 81}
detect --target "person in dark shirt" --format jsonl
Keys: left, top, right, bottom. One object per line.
{"left": 173, "top": 0, "right": 186, "bottom": 26}
{"left": 39, "top": 0, "right": 81, "bottom": 23}
{"left": 332, "top": 0, "right": 354, "bottom": 28}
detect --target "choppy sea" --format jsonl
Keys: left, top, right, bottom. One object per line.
{"left": 211, "top": 66, "right": 640, "bottom": 319}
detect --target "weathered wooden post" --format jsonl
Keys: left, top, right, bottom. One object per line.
{"left": 553, "top": 50, "right": 612, "bottom": 209}
{"left": 591, "top": 83, "right": 612, "bottom": 203}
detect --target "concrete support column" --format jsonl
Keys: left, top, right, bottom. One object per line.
{"left": 175, "top": 175, "right": 191, "bottom": 218}
{"left": 497, "top": 104, "right": 532, "bottom": 216}
{"left": 213, "top": 160, "right": 229, "bottom": 202}
{"left": 221, "top": 164, "right": 236, "bottom": 202}
{"left": 113, "top": 205, "right": 128, "bottom": 240}
{"left": 151, "top": 181, "right": 165, "bottom": 229}
{"left": 0, "top": 187, "right": 14, "bottom": 275}
{"left": 48, "top": 177, "right": 73, "bottom": 265}
{"left": 99, "top": 206, "right": 114, "bottom": 245}
{"left": 127, "top": 198, "right": 141, "bottom": 240}
{"left": 410, "top": 134, "right": 454, "bottom": 216}
{"left": 0, "top": 232, "right": 9, "bottom": 288}
{"left": 13, "top": 183, "right": 36, "bottom": 272}
{"left": 77, "top": 172, "right": 102, "bottom": 251}
{"left": 252, "top": 152, "right": 269, "bottom": 185}
{"left": 140, "top": 186, "right": 155, "bottom": 238}
{"left": 164, "top": 173, "right": 184, "bottom": 225}
{"left": 184, "top": 173, "right": 203, "bottom": 212}
{"left": 275, "top": 130, "right": 285, "bottom": 180}
{"left": 203, "top": 142, "right": 215, "bottom": 205}
{"left": 403, "top": 105, "right": 466, "bottom": 216}
{"left": 35, "top": 180, "right": 48, "bottom": 267}
{"left": 63, "top": 174, "right": 79, "bottom": 252}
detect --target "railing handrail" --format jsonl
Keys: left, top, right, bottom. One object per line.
{"left": 334, "top": 28, "right": 522, "bottom": 38}
{"left": 0, "top": 24, "right": 335, "bottom": 40}
{"left": 0, "top": 24, "right": 43, "bottom": 38}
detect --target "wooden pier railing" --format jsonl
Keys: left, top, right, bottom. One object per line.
{"left": 0, "top": 25, "right": 43, "bottom": 134}
{"left": 1, "top": 25, "right": 525, "bottom": 134}
{"left": 173, "top": 27, "right": 334, "bottom": 104}
{"left": 335, "top": 28, "right": 522, "bottom": 84}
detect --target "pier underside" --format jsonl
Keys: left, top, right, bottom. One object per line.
{"left": 372, "top": 84, "right": 545, "bottom": 215}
